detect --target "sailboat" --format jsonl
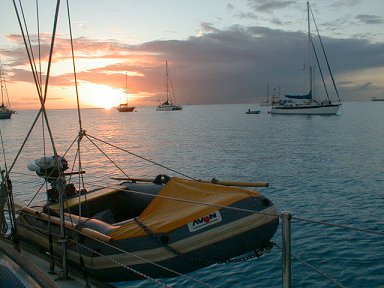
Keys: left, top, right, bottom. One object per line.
{"left": 1, "top": 1, "right": 279, "bottom": 285}
{"left": 117, "top": 72, "right": 135, "bottom": 112}
{"left": 270, "top": 2, "right": 341, "bottom": 115}
{"left": 0, "top": 64, "right": 13, "bottom": 119}
{"left": 156, "top": 61, "right": 183, "bottom": 111}
{"left": 259, "top": 83, "right": 271, "bottom": 107}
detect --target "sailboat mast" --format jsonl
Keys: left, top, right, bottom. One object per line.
{"left": 307, "top": 1, "right": 313, "bottom": 95}
{"left": 166, "top": 60, "right": 169, "bottom": 102}
{"left": 125, "top": 72, "right": 128, "bottom": 105}
{"left": 0, "top": 65, "right": 4, "bottom": 106}
{"left": 0, "top": 65, "right": 5, "bottom": 107}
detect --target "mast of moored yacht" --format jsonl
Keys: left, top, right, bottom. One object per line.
{"left": 166, "top": 60, "right": 170, "bottom": 103}
{"left": 125, "top": 72, "right": 128, "bottom": 105}
{"left": 307, "top": 1, "right": 313, "bottom": 96}
{"left": 0, "top": 66, "right": 4, "bottom": 106}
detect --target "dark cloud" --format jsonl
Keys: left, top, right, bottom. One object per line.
{"left": 1, "top": 25, "right": 383, "bottom": 105}
{"left": 236, "top": 12, "right": 258, "bottom": 20}
{"left": 247, "top": 0, "right": 296, "bottom": 13}
{"left": 200, "top": 23, "right": 219, "bottom": 33}
{"left": 227, "top": 3, "right": 235, "bottom": 10}
{"left": 134, "top": 26, "right": 384, "bottom": 104}
{"left": 356, "top": 14, "right": 384, "bottom": 25}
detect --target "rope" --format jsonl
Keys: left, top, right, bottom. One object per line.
{"left": 65, "top": 0, "right": 83, "bottom": 131}
{"left": 309, "top": 4, "right": 341, "bottom": 103}
{"left": 274, "top": 242, "right": 347, "bottom": 288}
{"left": 76, "top": 242, "right": 172, "bottom": 288}
{"left": 17, "top": 211, "right": 213, "bottom": 287}
{"left": 310, "top": 38, "right": 330, "bottom": 101}
{"left": 84, "top": 134, "right": 130, "bottom": 179}
{"left": 9, "top": 0, "right": 61, "bottom": 176}
{"left": 89, "top": 182, "right": 279, "bottom": 218}
{"left": 86, "top": 134, "right": 197, "bottom": 181}
{"left": 291, "top": 215, "right": 384, "bottom": 236}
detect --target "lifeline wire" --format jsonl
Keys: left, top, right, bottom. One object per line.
{"left": 86, "top": 134, "right": 198, "bottom": 181}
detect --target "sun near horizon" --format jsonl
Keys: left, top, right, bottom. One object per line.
{"left": 6, "top": 80, "right": 144, "bottom": 110}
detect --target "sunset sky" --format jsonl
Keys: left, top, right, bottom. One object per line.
{"left": 0, "top": 0, "right": 383, "bottom": 110}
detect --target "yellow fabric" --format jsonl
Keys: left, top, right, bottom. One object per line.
{"left": 109, "top": 177, "right": 260, "bottom": 240}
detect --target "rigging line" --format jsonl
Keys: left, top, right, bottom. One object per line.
{"left": 0, "top": 129, "right": 16, "bottom": 231}
{"left": 310, "top": 39, "right": 330, "bottom": 100}
{"left": 90, "top": 182, "right": 279, "bottom": 218}
{"left": 65, "top": 0, "right": 83, "bottom": 131}
{"left": 16, "top": 0, "right": 42, "bottom": 90}
{"left": 0, "top": 129, "right": 8, "bottom": 173}
{"left": 84, "top": 134, "right": 130, "bottom": 179}
{"left": 168, "top": 63, "right": 177, "bottom": 104}
{"left": 74, "top": 238, "right": 214, "bottom": 287}
{"left": 17, "top": 211, "right": 212, "bottom": 287}
{"left": 63, "top": 134, "right": 79, "bottom": 158}
{"left": 8, "top": 1, "right": 52, "bottom": 174}
{"left": 292, "top": 252, "right": 346, "bottom": 288}
{"left": 27, "top": 179, "right": 46, "bottom": 207}
{"left": 14, "top": 0, "right": 62, "bottom": 167}
{"left": 66, "top": 146, "right": 89, "bottom": 218}
{"left": 291, "top": 215, "right": 384, "bottom": 236}
{"left": 74, "top": 243, "right": 172, "bottom": 288}
{"left": 60, "top": 132, "right": 87, "bottom": 195}
{"left": 36, "top": 0, "right": 47, "bottom": 170}
{"left": 37, "top": 0, "right": 62, "bottom": 160}
{"left": 36, "top": 0, "right": 42, "bottom": 93}
{"left": 12, "top": 1, "right": 42, "bottom": 98}
{"left": 309, "top": 4, "right": 341, "bottom": 102}
{"left": 7, "top": 108, "right": 42, "bottom": 174}
{"left": 274, "top": 242, "right": 346, "bottom": 288}
{"left": 86, "top": 134, "right": 197, "bottom": 181}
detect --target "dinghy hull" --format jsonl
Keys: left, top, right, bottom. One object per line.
{"left": 16, "top": 178, "right": 279, "bottom": 282}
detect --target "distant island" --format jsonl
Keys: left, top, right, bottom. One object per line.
{"left": 371, "top": 97, "right": 384, "bottom": 101}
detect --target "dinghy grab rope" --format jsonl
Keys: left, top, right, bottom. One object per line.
{"left": 134, "top": 216, "right": 272, "bottom": 266}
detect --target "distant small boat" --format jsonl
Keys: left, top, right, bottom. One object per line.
{"left": 270, "top": 2, "right": 341, "bottom": 115}
{"left": 117, "top": 72, "right": 135, "bottom": 112}
{"left": 0, "top": 105, "right": 12, "bottom": 119}
{"left": 371, "top": 97, "right": 384, "bottom": 101}
{"left": 156, "top": 61, "right": 183, "bottom": 111}
{"left": 0, "top": 64, "right": 13, "bottom": 119}
{"left": 245, "top": 109, "right": 260, "bottom": 114}
{"left": 117, "top": 104, "right": 135, "bottom": 112}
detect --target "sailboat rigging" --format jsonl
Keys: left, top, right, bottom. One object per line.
{"left": 270, "top": 1, "right": 342, "bottom": 115}
{"left": 117, "top": 72, "right": 135, "bottom": 112}
{"left": 1, "top": 0, "right": 279, "bottom": 286}
{"left": 259, "top": 83, "right": 271, "bottom": 107}
{"left": 156, "top": 61, "right": 183, "bottom": 111}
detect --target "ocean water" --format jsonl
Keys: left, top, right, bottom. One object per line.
{"left": 0, "top": 102, "right": 383, "bottom": 287}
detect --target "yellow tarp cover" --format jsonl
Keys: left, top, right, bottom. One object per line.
{"left": 109, "top": 177, "right": 260, "bottom": 240}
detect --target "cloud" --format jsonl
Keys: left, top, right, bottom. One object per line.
{"left": 356, "top": 14, "right": 384, "bottom": 25}
{"left": 227, "top": 3, "right": 235, "bottom": 10}
{"left": 246, "top": 0, "right": 296, "bottom": 13}
{"left": 236, "top": 12, "right": 258, "bottom": 20}
{"left": 1, "top": 24, "right": 383, "bottom": 106}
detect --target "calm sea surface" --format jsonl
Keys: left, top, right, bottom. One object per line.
{"left": 0, "top": 102, "right": 383, "bottom": 288}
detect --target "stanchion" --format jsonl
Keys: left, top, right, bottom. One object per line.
{"left": 282, "top": 211, "right": 292, "bottom": 288}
